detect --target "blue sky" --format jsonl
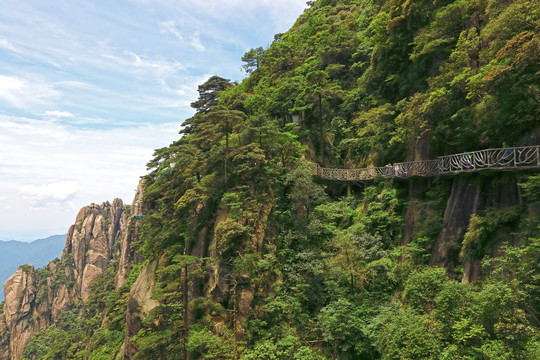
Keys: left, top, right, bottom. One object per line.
{"left": 0, "top": 0, "right": 307, "bottom": 241}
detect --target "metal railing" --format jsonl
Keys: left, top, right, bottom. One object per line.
{"left": 306, "top": 145, "right": 540, "bottom": 181}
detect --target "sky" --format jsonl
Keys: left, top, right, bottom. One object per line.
{"left": 0, "top": 0, "right": 308, "bottom": 241}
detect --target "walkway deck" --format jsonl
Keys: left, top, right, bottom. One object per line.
{"left": 306, "top": 145, "right": 540, "bottom": 181}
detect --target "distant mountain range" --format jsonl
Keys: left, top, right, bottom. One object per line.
{"left": 0, "top": 235, "right": 66, "bottom": 302}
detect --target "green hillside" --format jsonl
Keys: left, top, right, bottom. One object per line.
{"left": 20, "top": 0, "right": 539, "bottom": 359}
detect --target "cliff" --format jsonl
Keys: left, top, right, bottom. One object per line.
{"left": 0, "top": 180, "right": 146, "bottom": 360}
{"left": 1, "top": 0, "right": 539, "bottom": 358}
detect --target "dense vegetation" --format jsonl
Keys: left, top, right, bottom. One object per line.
{"left": 22, "top": 257, "right": 143, "bottom": 360}
{"left": 21, "top": 0, "right": 539, "bottom": 359}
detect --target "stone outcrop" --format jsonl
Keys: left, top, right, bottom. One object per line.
{"left": 64, "top": 198, "right": 126, "bottom": 302}
{"left": 2, "top": 267, "right": 37, "bottom": 360}
{"left": 0, "top": 309, "right": 9, "bottom": 360}
{"left": 116, "top": 180, "right": 145, "bottom": 290}
{"left": 402, "top": 135, "right": 431, "bottom": 245}
{"left": 0, "top": 179, "right": 146, "bottom": 360}
{"left": 428, "top": 174, "right": 522, "bottom": 282}
{"left": 123, "top": 260, "right": 159, "bottom": 360}
{"left": 429, "top": 177, "right": 481, "bottom": 271}
{"left": 460, "top": 175, "right": 521, "bottom": 282}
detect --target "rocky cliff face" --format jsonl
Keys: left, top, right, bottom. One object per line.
{"left": 426, "top": 174, "right": 522, "bottom": 282}
{"left": 429, "top": 177, "right": 481, "bottom": 271}
{"left": 2, "top": 266, "right": 37, "bottom": 360}
{"left": 0, "top": 171, "right": 529, "bottom": 359}
{"left": 116, "top": 180, "right": 145, "bottom": 290}
{"left": 0, "top": 180, "right": 146, "bottom": 360}
{"left": 64, "top": 198, "right": 126, "bottom": 302}
{"left": 0, "top": 306, "right": 8, "bottom": 360}
{"left": 123, "top": 259, "right": 159, "bottom": 360}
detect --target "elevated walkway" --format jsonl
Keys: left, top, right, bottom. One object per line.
{"left": 306, "top": 146, "right": 540, "bottom": 181}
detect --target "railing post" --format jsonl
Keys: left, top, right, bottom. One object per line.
{"left": 537, "top": 146, "right": 540, "bottom": 167}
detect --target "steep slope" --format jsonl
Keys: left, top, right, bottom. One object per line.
{"left": 125, "top": 0, "right": 539, "bottom": 357}
{"left": 0, "top": 180, "right": 146, "bottom": 360}
{"left": 1, "top": 1, "right": 539, "bottom": 359}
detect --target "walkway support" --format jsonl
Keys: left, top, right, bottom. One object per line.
{"left": 306, "top": 146, "right": 540, "bottom": 181}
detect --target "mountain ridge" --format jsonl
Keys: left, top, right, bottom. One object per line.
{"left": 0, "top": 235, "right": 65, "bottom": 302}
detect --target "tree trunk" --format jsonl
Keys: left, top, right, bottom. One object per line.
{"left": 318, "top": 94, "right": 324, "bottom": 159}
{"left": 225, "top": 132, "right": 229, "bottom": 184}
{"left": 182, "top": 264, "right": 189, "bottom": 360}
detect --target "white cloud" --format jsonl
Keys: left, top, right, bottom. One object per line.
{"left": 0, "top": 0, "right": 308, "bottom": 241}
{"left": 136, "top": 0, "right": 307, "bottom": 33}
{"left": 160, "top": 21, "right": 205, "bottom": 52}
{"left": 127, "top": 51, "right": 185, "bottom": 75}
{"left": 0, "top": 74, "right": 61, "bottom": 110}
{"left": 100, "top": 51, "right": 186, "bottom": 92}
{"left": 0, "top": 75, "right": 25, "bottom": 95}
{"left": 56, "top": 81, "right": 93, "bottom": 89}
{"left": 189, "top": 32, "right": 205, "bottom": 52}
{"left": 20, "top": 181, "right": 82, "bottom": 202}
{"left": 0, "top": 38, "right": 19, "bottom": 53}
{"left": 160, "top": 20, "right": 184, "bottom": 41}
{"left": 44, "top": 110, "right": 74, "bottom": 118}
{"left": 0, "top": 113, "right": 181, "bottom": 239}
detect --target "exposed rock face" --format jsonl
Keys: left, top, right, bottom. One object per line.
{"left": 402, "top": 179, "right": 431, "bottom": 245}
{"left": 3, "top": 267, "right": 37, "bottom": 360}
{"left": 0, "top": 311, "right": 9, "bottom": 360}
{"left": 0, "top": 179, "right": 146, "bottom": 360}
{"left": 123, "top": 260, "right": 159, "bottom": 360}
{"left": 116, "top": 180, "right": 145, "bottom": 290}
{"left": 460, "top": 175, "right": 521, "bottom": 282}
{"left": 0, "top": 197, "right": 127, "bottom": 360}
{"left": 64, "top": 199, "right": 126, "bottom": 302}
{"left": 204, "top": 203, "right": 229, "bottom": 301}
{"left": 428, "top": 174, "right": 522, "bottom": 282}
{"left": 429, "top": 177, "right": 480, "bottom": 271}
{"left": 402, "top": 135, "right": 431, "bottom": 245}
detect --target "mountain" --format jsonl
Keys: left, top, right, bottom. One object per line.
{"left": 0, "top": 235, "right": 65, "bottom": 302}
{"left": 1, "top": 1, "right": 539, "bottom": 359}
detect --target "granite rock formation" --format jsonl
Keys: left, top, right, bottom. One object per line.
{"left": 0, "top": 180, "right": 146, "bottom": 360}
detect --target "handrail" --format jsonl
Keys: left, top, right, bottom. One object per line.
{"left": 306, "top": 145, "right": 540, "bottom": 181}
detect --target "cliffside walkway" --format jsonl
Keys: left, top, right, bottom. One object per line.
{"left": 306, "top": 145, "right": 540, "bottom": 181}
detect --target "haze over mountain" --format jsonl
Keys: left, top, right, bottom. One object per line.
{"left": 0, "top": 235, "right": 65, "bottom": 301}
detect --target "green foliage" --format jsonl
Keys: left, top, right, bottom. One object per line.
{"left": 376, "top": 304, "right": 443, "bottom": 360}
{"left": 317, "top": 298, "right": 374, "bottom": 358}
{"left": 403, "top": 267, "right": 447, "bottom": 312}
{"left": 354, "top": 180, "right": 403, "bottom": 247}
{"left": 519, "top": 174, "right": 540, "bottom": 201}
{"left": 133, "top": 255, "right": 213, "bottom": 360}
{"left": 189, "top": 75, "right": 233, "bottom": 115}
{"left": 24, "top": 0, "right": 540, "bottom": 359}
{"left": 187, "top": 327, "right": 235, "bottom": 359}
{"left": 242, "top": 47, "right": 265, "bottom": 74}
{"left": 240, "top": 335, "right": 325, "bottom": 360}
{"left": 462, "top": 206, "right": 521, "bottom": 260}
{"left": 286, "top": 166, "right": 327, "bottom": 225}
